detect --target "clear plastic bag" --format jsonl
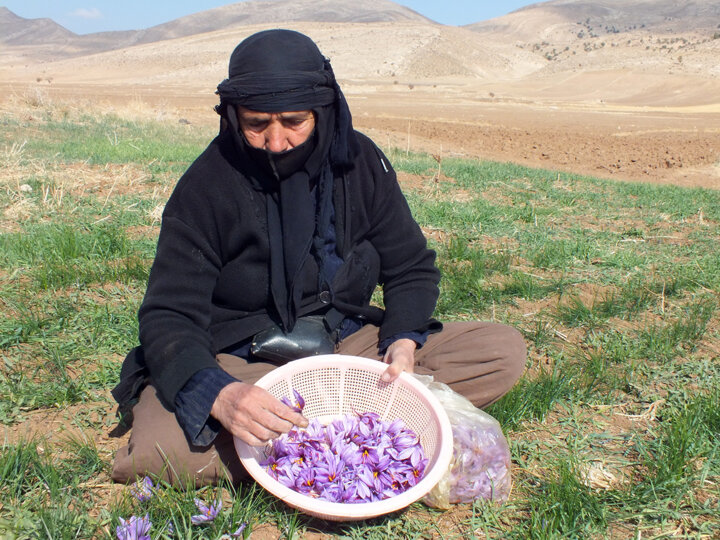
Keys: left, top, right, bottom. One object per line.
{"left": 416, "top": 375, "right": 512, "bottom": 509}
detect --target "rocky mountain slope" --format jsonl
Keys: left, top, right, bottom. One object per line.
{"left": 465, "top": 0, "right": 720, "bottom": 105}
{"left": 0, "top": 7, "right": 75, "bottom": 46}
{"left": 470, "top": 0, "right": 720, "bottom": 37}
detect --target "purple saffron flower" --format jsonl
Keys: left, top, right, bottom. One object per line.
{"left": 116, "top": 514, "right": 151, "bottom": 540}
{"left": 357, "top": 411, "right": 381, "bottom": 429}
{"left": 333, "top": 438, "right": 362, "bottom": 468}
{"left": 276, "top": 472, "right": 296, "bottom": 489}
{"left": 281, "top": 388, "right": 305, "bottom": 412}
{"left": 384, "top": 418, "right": 406, "bottom": 437}
{"left": 367, "top": 453, "right": 394, "bottom": 491}
{"left": 230, "top": 522, "right": 247, "bottom": 537}
{"left": 129, "top": 476, "right": 154, "bottom": 502}
{"left": 330, "top": 415, "right": 355, "bottom": 436}
{"left": 356, "top": 442, "right": 380, "bottom": 465}
{"left": 403, "top": 459, "right": 427, "bottom": 488}
{"left": 319, "top": 480, "right": 343, "bottom": 502}
{"left": 338, "top": 478, "right": 360, "bottom": 503}
{"left": 353, "top": 466, "right": 375, "bottom": 501}
{"left": 294, "top": 467, "right": 317, "bottom": 495}
{"left": 314, "top": 449, "right": 344, "bottom": 488}
{"left": 382, "top": 470, "right": 406, "bottom": 499}
{"left": 191, "top": 498, "right": 222, "bottom": 525}
{"left": 301, "top": 419, "right": 326, "bottom": 449}
{"left": 260, "top": 454, "right": 281, "bottom": 479}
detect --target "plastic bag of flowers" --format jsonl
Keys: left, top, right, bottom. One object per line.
{"left": 416, "top": 376, "right": 512, "bottom": 509}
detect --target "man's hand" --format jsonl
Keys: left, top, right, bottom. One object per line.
{"left": 381, "top": 338, "right": 417, "bottom": 383}
{"left": 211, "top": 381, "right": 308, "bottom": 446}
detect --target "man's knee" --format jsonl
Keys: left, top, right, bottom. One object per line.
{"left": 502, "top": 325, "right": 527, "bottom": 384}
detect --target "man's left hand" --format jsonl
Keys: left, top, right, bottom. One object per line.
{"left": 381, "top": 338, "right": 417, "bottom": 382}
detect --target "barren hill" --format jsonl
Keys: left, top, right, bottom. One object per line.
{"left": 0, "top": 0, "right": 432, "bottom": 61}
{"left": 0, "top": 7, "right": 74, "bottom": 46}
{"left": 469, "top": 0, "right": 720, "bottom": 38}
{"left": 0, "top": 19, "right": 545, "bottom": 88}
{"left": 464, "top": 0, "right": 720, "bottom": 106}
{"left": 126, "top": 0, "right": 432, "bottom": 45}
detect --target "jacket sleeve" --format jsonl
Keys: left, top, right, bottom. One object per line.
{"left": 138, "top": 208, "right": 224, "bottom": 409}
{"left": 358, "top": 138, "right": 442, "bottom": 342}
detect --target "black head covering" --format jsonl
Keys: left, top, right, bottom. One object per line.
{"left": 216, "top": 29, "right": 357, "bottom": 167}
{"left": 215, "top": 29, "right": 358, "bottom": 331}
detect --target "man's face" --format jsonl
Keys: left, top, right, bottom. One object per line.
{"left": 237, "top": 107, "right": 315, "bottom": 153}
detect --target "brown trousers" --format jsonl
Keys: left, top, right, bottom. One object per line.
{"left": 111, "top": 321, "right": 526, "bottom": 486}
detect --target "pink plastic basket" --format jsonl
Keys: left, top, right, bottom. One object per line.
{"left": 234, "top": 354, "right": 453, "bottom": 521}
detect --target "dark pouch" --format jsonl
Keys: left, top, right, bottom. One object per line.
{"left": 251, "top": 315, "right": 337, "bottom": 364}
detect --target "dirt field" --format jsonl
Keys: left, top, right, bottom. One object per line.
{"left": 2, "top": 15, "right": 719, "bottom": 191}
{"left": 351, "top": 89, "right": 720, "bottom": 190}
{"left": 4, "top": 80, "right": 718, "bottom": 190}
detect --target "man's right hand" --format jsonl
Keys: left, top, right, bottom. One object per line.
{"left": 210, "top": 381, "right": 308, "bottom": 446}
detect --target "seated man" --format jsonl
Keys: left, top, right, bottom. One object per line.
{"left": 111, "top": 29, "right": 526, "bottom": 486}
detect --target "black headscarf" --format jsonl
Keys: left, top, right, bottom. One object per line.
{"left": 215, "top": 29, "right": 358, "bottom": 331}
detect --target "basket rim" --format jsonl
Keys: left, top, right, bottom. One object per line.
{"left": 234, "top": 354, "right": 454, "bottom": 520}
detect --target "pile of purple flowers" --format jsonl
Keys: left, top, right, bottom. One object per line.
{"left": 263, "top": 390, "right": 428, "bottom": 503}
{"left": 445, "top": 422, "right": 512, "bottom": 503}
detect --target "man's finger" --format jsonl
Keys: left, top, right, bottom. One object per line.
{"left": 247, "top": 420, "right": 283, "bottom": 443}
{"left": 267, "top": 399, "right": 309, "bottom": 427}
{"left": 236, "top": 430, "right": 266, "bottom": 447}
{"left": 381, "top": 363, "right": 401, "bottom": 382}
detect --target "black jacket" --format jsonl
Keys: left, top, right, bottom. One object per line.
{"left": 124, "top": 130, "right": 441, "bottom": 409}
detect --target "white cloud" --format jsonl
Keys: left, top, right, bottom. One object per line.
{"left": 70, "top": 8, "right": 103, "bottom": 20}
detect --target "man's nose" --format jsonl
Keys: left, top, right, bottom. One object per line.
{"left": 265, "top": 121, "right": 288, "bottom": 152}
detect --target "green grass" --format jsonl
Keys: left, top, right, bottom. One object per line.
{"left": 1, "top": 111, "right": 213, "bottom": 167}
{"left": 1, "top": 106, "right": 719, "bottom": 538}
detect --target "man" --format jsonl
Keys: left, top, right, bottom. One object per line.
{"left": 111, "top": 29, "right": 525, "bottom": 486}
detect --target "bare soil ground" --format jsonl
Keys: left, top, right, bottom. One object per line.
{"left": 351, "top": 88, "right": 720, "bottom": 190}
{"left": 4, "top": 79, "right": 718, "bottom": 190}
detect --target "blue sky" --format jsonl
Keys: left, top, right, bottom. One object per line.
{"left": 2, "top": 1, "right": 539, "bottom": 34}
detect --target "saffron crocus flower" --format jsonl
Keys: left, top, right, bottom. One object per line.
{"left": 129, "top": 477, "right": 154, "bottom": 502}
{"left": 260, "top": 454, "right": 281, "bottom": 479}
{"left": 333, "top": 438, "right": 362, "bottom": 468}
{"left": 351, "top": 467, "right": 374, "bottom": 502}
{"left": 314, "top": 449, "right": 344, "bottom": 485}
{"left": 116, "top": 514, "right": 151, "bottom": 540}
{"left": 294, "top": 467, "right": 317, "bottom": 495}
{"left": 230, "top": 522, "right": 247, "bottom": 537}
{"left": 301, "top": 419, "right": 326, "bottom": 449}
{"left": 281, "top": 388, "right": 305, "bottom": 412}
{"left": 191, "top": 498, "right": 222, "bottom": 524}
{"left": 356, "top": 442, "right": 380, "bottom": 465}
{"left": 384, "top": 418, "right": 406, "bottom": 437}
{"left": 367, "top": 453, "right": 394, "bottom": 491}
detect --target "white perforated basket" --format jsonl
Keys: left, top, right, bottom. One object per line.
{"left": 234, "top": 354, "right": 453, "bottom": 521}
